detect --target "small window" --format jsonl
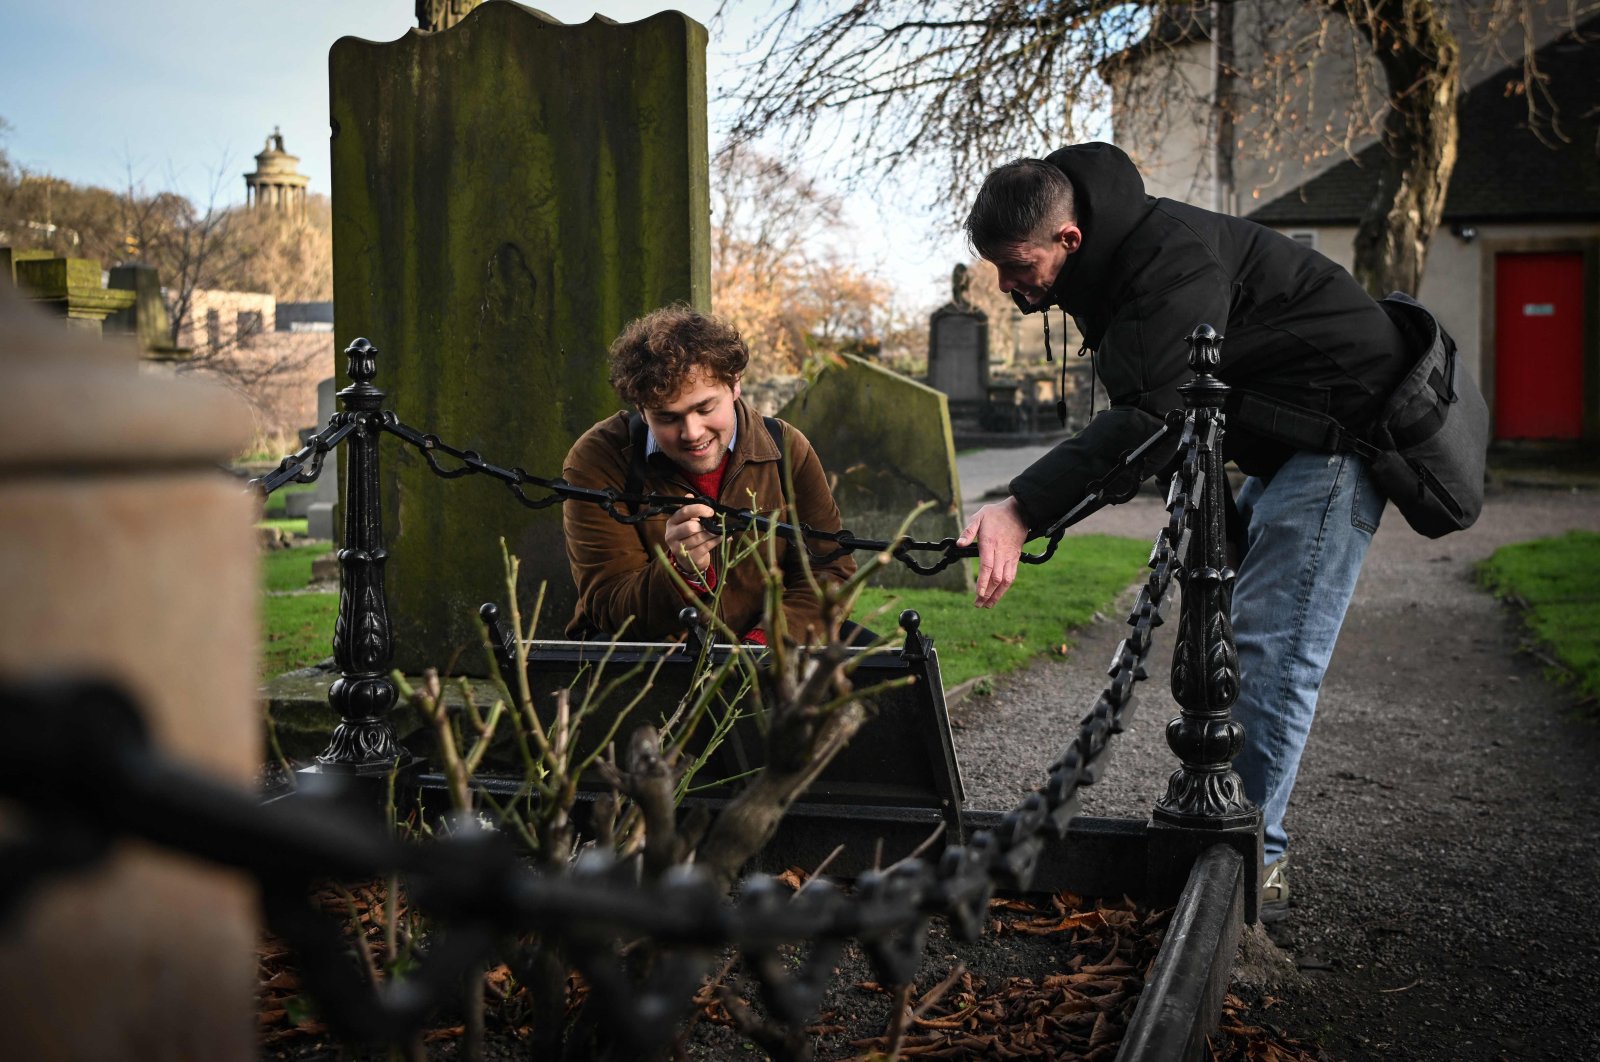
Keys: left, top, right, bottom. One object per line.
{"left": 205, "top": 309, "right": 221, "bottom": 351}
{"left": 237, "top": 310, "right": 264, "bottom": 348}
{"left": 1288, "top": 230, "right": 1318, "bottom": 250}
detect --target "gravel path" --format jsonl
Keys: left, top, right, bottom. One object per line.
{"left": 941, "top": 476, "right": 1600, "bottom": 1061}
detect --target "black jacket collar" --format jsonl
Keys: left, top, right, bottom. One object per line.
{"left": 1014, "top": 143, "right": 1158, "bottom": 348}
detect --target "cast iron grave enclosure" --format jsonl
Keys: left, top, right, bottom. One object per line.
{"left": 2, "top": 326, "right": 1261, "bottom": 1059}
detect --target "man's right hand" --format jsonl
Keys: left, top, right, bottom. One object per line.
{"left": 663, "top": 498, "right": 717, "bottom": 578}
{"left": 956, "top": 496, "right": 1030, "bottom": 608}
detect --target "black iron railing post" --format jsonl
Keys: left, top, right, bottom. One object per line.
{"left": 1146, "top": 324, "right": 1262, "bottom": 920}
{"left": 315, "top": 338, "right": 413, "bottom": 774}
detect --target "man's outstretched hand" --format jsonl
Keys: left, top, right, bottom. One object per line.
{"left": 957, "top": 496, "right": 1030, "bottom": 608}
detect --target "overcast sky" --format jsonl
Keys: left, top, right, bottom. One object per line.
{"left": 0, "top": 0, "right": 974, "bottom": 309}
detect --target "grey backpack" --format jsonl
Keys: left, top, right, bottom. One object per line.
{"left": 1227, "top": 292, "right": 1488, "bottom": 538}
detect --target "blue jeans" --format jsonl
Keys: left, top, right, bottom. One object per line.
{"left": 1229, "top": 450, "right": 1386, "bottom": 866}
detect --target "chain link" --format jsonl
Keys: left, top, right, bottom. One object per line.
{"left": 251, "top": 416, "right": 357, "bottom": 496}
{"left": 374, "top": 413, "right": 1175, "bottom": 576}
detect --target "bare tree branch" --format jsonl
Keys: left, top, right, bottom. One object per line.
{"left": 723, "top": 0, "right": 1599, "bottom": 291}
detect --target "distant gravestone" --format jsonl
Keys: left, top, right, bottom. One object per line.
{"left": 306, "top": 377, "right": 338, "bottom": 540}
{"left": 106, "top": 264, "right": 187, "bottom": 360}
{"left": 13, "top": 256, "right": 136, "bottom": 336}
{"left": 926, "top": 264, "right": 989, "bottom": 405}
{"left": 330, "top": 5, "right": 710, "bottom": 672}
{"left": 779, "top": 356, "right": 970, "bottom": 592}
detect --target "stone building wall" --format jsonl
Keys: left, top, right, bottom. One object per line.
{"left": 178, "top": 288, "right": 328, "bottom": 450}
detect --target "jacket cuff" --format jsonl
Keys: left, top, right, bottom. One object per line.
{"left": 673, "top": 555, "right": 716, "bottom": 594}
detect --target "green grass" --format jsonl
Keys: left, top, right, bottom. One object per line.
{"left": 262, "top": 592, "right": 339, "bottom": 675}
{"left": 258, "top": 517, "right": 310, "bottom": 537}
{"left": 262, "top": 480, "right": 316, "bottom": 518}
{"left": 262, "top": 544, "right": 337, "bottom": 675}
{"left": 262, "top": 544, "right": 333, "bottom": 592}
{"left": 1477, "top": 530, "right": 1600, "bottom": 710}
{"left": 855, "top": 534, "right": 1153, "bottom": 689}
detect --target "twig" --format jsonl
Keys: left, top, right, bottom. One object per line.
{"left": 912, "top": 963, "right": 967, "bottom": 1020}
{"left": 883, "top": 981, "right": 915, "bottom": 1059}
{"left": 1379, "top": 977, "right": 1423, "bottom": 993}
{"left": 886, "top": 822, "right": 947, "bottom": 874}
{"left": 802, "top": 843, "right": 847, "bottom": 887}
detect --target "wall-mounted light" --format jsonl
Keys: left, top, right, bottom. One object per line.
{"left": 1450, "top": 222, "right": 1478, "bottom": 243}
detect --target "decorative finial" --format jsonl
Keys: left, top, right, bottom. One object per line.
{"left": 899, "top": 609, "right": 922, "bottom": 636}
{"left": 1185, "top": 325, "right": 1223, "bottom": 372}
{"left": 345, "top": 338, "right": 378, "bottom": 385}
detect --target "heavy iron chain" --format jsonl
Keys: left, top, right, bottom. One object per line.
{"left": 253, "top": 415, "right": 357, "bottom": 496}
{"left": 255, "top": 411, "right": 1175, "bottom": 575}
{"left": 17, "top": 411, "right": 1207, "bottom": 1055}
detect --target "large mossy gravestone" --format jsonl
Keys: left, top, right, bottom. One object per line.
{"left": 330, "top": 5, "right": 710, "bottom": 672}
{"left": 779, "top": 356, "right": 971, "bottom": 592}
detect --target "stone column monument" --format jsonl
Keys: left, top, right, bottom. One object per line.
{"left": 330, "top": 5, "right": 711, "bottom": 671}
{"left": 0, "top": 286, "right": 258, "bottom": 1059}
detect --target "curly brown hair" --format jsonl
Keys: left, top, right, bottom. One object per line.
{"left": 608, "top": 305, "right": 749, "bottom": 409}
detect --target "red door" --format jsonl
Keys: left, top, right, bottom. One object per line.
{"left": 1494, "top": 252, "right": 1585, "bottom": 440}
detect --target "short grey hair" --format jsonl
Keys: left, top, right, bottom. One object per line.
{"left": 964, "top": 158, "right": 1077, "bottom": 256}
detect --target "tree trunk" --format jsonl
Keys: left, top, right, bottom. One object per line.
{"left": 1337, "top": 0, "right": 1461, "bottom": 297}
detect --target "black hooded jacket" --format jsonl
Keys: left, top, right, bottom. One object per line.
{"left": 1008, "top": 142, "right": 1411, "bottom": 530}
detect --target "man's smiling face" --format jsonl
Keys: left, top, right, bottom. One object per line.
{"left": 641, "top": 371, "right": 740, "bottom": 475}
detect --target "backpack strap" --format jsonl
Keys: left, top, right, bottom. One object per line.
{"left": 1224, "top": 390, "right": 1381, "bottom": 462}
{"left": 762, "top": 415, "right": 785, "bottom": 467}
{"left": 623, "top": 411, "right": 651, "bottom": 513}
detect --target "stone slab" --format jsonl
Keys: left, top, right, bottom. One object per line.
{"left": 779, "top": 355, "right": 971, "bottom": 591}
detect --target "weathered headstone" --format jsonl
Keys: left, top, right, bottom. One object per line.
{"left": 1, "top": 247, "right": 53, "bottom": 284}
{"left": 13, "top": 256, "right": 136, "bottom": 335}
{"left": 106, "top": 263, "right": 188, "bottom": 360}
{"left": 330, "top": 5, "right": 710, "bottom": 671}
{"left": 926, "top": 264, "right": 989, "bottom": 406}
{"left": 305, "top": 376, "right": 339, "bottom": 538}
{"left": 0, "top": 284, "right": 257, "bottom": 1059}
{"left": 779, "top": 355, "right": 971, "bottom": 592}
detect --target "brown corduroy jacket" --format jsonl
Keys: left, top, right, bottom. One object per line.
{"left": 562, "top": 399, "right": 855, "bottom": 642}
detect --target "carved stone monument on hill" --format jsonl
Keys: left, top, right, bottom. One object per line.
{"left": 330, "top": 5, "right": 710, "bottom": 671}
{"left": 779, "top": 356, "right": 970, "bottom": 592}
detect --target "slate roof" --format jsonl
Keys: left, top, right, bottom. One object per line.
{"left": 1248, "top": 18, "right": 1600, "bottom": 226}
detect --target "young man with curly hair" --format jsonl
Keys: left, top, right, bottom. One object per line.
{"left": 562, "top": 305, "right": 856, "bottom": 643}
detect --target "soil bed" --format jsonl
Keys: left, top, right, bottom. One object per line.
{"left": 257, "top": 880, "right": 1324, "bottom": 1060}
